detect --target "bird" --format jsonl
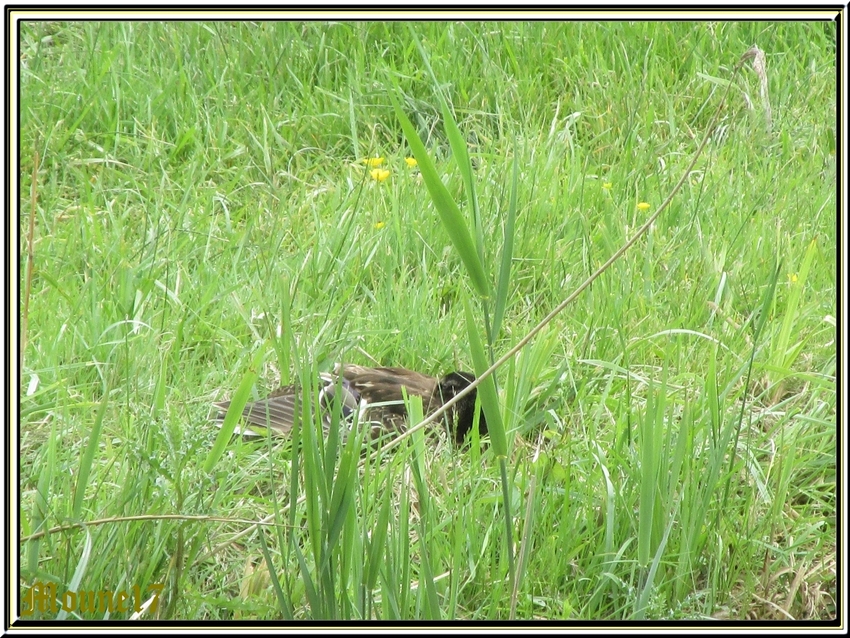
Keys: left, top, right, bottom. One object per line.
{"left": 213, "top": 364, "right": 487, "bottom": 445}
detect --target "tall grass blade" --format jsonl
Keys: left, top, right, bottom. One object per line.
{"left": 293, "top": 539, "right": 321, "bottom": 618}
{"left": 510, "top": 467, "right": 538, "bottom": 619}
{"left": 634, "top": 497, "right": 681, "bottom": 619}
{"left": 203, "top": 343, "right": 266, "bottom": 473}
{"left": 409, "top": 26, "right": 485, "bottom": 262}
{"left": 445, "top": 101, "right": 484, "bottom": 263}
{"left": 593, "top": 443, "right": 616, "bottom": 559}
{"left": 405, "top": 395, "right": 441, "bottom": 619}
{"left": 722, "top": 261, "right": 781, "bottom": 511}
{"left": 707, "top": 347, "right": 720, "bottom": 444}
{"left": 772, "top": 237, "right": 818, "bottom": 377}
{"left": 397, "top": 464, "right": 412, "bottom": 618}
{"left": 493, "top": 145, "right": 519, "bottom": 342}
{"left": 300, "top": 372, "right": 325, "bottom": 572}
{"left": 73, "top": 387, "right": 110, "bottom": 519}
{"left": 56, "top": 528, "right": 92, "bottom": 620}
{"left": 275, "top": 274, "right": 293, "bottom": 387}
{"left": 152, "top": 358, "right": 167, "bottom": 416}
{"left": 258, "top": 529, "right": 294, "bottom": 619}
{"left": 387, "top": 86, "right": 490, "bottom": 298}
{"left": 27, "top": 419, "right": 57, "bottom": 578}
{"left": 463, "top": 294, "right": 506, "bottom": 456}
{"left": 365, "top": 485, "right": 391, "bottom": 592}
{"left": 323, "top": 434, "right": 358, "bottom": 573}
{"left": 498, "top": 459, "right": 516, "bottom": 601}
{"left": 406, "top": 394, "right": 429, "bottom": 517}
{"left": 286, "top": 327, "right": 302, "bottom": 548}
{"left": 637, "top": 386, "right": 659, "bottom": 568}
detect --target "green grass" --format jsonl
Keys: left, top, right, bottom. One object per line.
{"left": 18, "top": 20, "right": 836, "bottom": 621}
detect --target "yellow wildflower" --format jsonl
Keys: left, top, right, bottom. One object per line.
{"left": 602, "top": 182, "right": 612, "bottom": 190}
{"left": 637, "top": 202, "right": 650, "bottom": 211}
{"left": 374, "top": 221, "right": 385, "bottom": 230}
{"left": 370, "top": 168, "right": 390, "bottom": 182}
{"left": 405, "top": 157, "right": 418, "bottom": 167}
{"left": 789, "top": 273, "right": 798, "bottom": 283}
{"left": 361, "top": 157, "right": 384, "bottom": 167}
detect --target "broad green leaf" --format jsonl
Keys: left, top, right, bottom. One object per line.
{"left": 440, "top": 98, "right": 484, "bottom": 266}
{"left": 387, "top": 87, "right": 490, "bottom": 298}
{"left": 409, "top": 26, "right": 484, "bottom": 262}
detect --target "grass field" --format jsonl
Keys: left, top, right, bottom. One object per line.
{"left": 17, "top": 20, "right": 836, "bottom": 621}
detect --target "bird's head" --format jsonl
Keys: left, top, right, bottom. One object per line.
{"left": 437, "top": 371, "right": 488, "bottom": 444}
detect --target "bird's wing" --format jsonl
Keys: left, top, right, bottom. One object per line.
{"left": 213, "top": 385, "right": 301, "bottom": 437}
{"left": 339, "top": 365, "right": 438, "bottom": 404}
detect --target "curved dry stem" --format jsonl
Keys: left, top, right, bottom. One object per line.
{"left": 195, "top": 51, "right": 752, "bottom": 566}
{"left": 370, "top": 53, "right": 750, "bottom": 460}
